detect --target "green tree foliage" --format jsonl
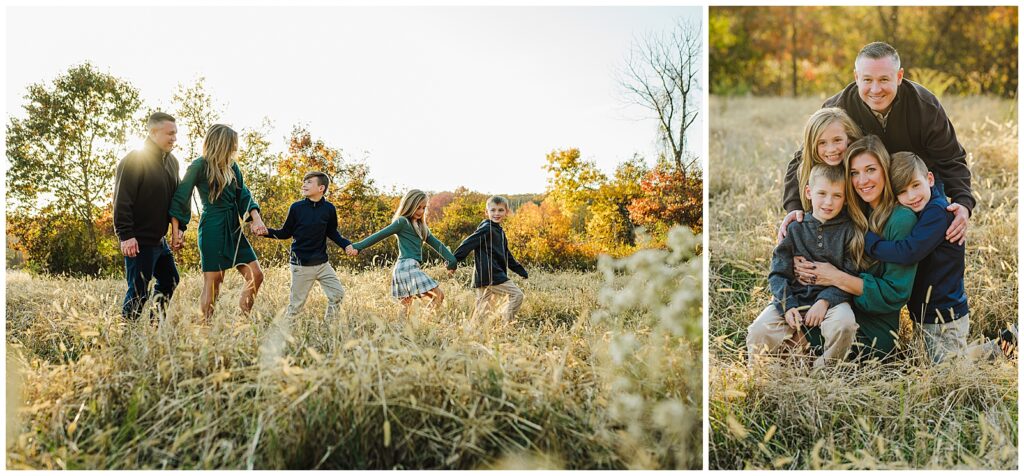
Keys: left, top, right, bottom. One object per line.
{"left": 542, "top": 148, "right": 606, "bottom": 231}
{"left": 710, "top": 6, "right": 1017, "bottom": 97}
{"left": 587, "top": 156, "right": 649, "bottom": 251}
{"left": 7, "top": 62, "right": 142, "bottom": 270}
{"left": 430, "top": 187, "right": 488, "bottom": 256}
{"left": 8, "top": 206, "right": 121, "bottom": 276}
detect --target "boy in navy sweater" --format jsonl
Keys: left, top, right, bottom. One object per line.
{"left": 259, "top": 172, "right": 351, "bottom": 321}
{"left": 865, "top": 152, "right": 1015, "bottom": 362}
{"left": 448, "top": 196, "right": 528, "bottom": 321}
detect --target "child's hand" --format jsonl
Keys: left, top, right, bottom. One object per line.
{"left": 250, "top": 221, "right": 268, "bottom": 236}
{"left": 804, "top": 300, "right": 829, "bottom": 327}
{"left": 345, "top": 245, "right": 358, "bottom": 256}
{"left": 777, "top": 210, "right": 803, "bottom": 242}
{"left": 784, "top": 308, "right": 803, "bottom": 329}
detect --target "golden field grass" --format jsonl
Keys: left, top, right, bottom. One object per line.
{"left": 709, "top": 95, "right": 1018, "bottom": 469}
{"left": 6, "top": 227, "right": 701, "bottom": 469}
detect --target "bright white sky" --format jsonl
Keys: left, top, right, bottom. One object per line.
{"left": 6, "top": 6, "right": 702, "bottom": 195}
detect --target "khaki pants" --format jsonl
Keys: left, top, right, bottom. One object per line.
{"left": 473, "top": 281, "right": 525, "bottom": 321}
{"left": 747, "top": 302, "right": 858, "bottom": 367}
{"left": 288, "top": 263, "right": 345, "bottom": 321}
{"left": 918, "top": 314, "right": 1005, "bottom": 363}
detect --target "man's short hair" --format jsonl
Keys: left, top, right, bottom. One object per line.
{"left": 808, "top": 164, "right": 846, "bottom": 188}
{"left": 147, "top": 112, "right": 176, "bottom": 130}
{"left": 856, "top": 42, "right": 901, "bottom": 70}
{"left": 889, "top": 152, "right": 929, "bottom": 194}
{"left": 486, "top": 195, "right": 510, "bottom": 209}
{"left": 303, "top": 171, "right": 330, "bottom": 193}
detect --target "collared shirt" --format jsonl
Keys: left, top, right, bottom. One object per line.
{"left": 265, "top": 197, "right": 351, "bottom": 266}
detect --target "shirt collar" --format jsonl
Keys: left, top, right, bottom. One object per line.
{"left": 143, "top": 138, "right": 168, "bottom": 159}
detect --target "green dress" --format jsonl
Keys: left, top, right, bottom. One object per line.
{"left": 169, "top": 157, "right": 260, "bottom": 272}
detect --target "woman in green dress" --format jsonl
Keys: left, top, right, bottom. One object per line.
{"left": 169, "top": 124, "right": 268, "bottom": 320}
{"left": 794, "top": 135, "right": 918, "bottom": 361}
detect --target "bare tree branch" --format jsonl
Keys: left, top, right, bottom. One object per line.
{"left": 619, "top": 18, "right": 702, "bottom": 171}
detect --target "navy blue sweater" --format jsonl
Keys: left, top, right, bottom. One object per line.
{"left": 449, "top": 220, "right": 528, "bottom": 288}
{"left": 864, "top": 186, "right": 968, "bottom": 324}
{"left": 265, "top": 198, "right": 351, "bottom": 266}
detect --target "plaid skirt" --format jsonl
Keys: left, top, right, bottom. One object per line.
{"left": 391, "top": 258, "right": 439, "bottom": 299}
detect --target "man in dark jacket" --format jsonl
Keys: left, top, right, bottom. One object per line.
{"left": 113, "top": 112, "right": 181, "bottom": 321}
{"left": 780, "top": 42, "right": 972, "bottom": 246}
{"left": 448, "top": 196, "right": 528, "bottom": 321}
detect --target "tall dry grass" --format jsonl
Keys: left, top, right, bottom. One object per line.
{"left": 709, "top": 95, "right": 1018, "bottom": 469}
{"left": 6, "top": 226, "right": 701, "bottom": 469}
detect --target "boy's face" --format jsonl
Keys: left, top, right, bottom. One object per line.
{"left": 805, "top": 178, "right": 845, "bottom": 222}
{"left": 487, "top": 202, "right": 508, "bottom": 223}
{"left": 896, "top": 170, "right": 934, "bottom": 212}
{"left": 301, "top": 178, "right": 325, "bottom": 198}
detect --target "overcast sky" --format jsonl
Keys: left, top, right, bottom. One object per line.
{"left": 6, "top": 6, "right": 703, "bottom": 194}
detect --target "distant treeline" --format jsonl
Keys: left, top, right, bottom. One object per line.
{"left": 710, "top": 6, "right": 1017, "bottom": 97}
{"left": 7, "top": 64, "right": 700, "bottom": 276}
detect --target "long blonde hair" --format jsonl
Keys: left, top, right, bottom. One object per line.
{"left": 203, "top": 124, "right": 238, "bottom": 203}
{"left": 393, "top": 189, "right": 430, "bottom": 241}
{"left": 844, "top": 135, "right": 896, "bottom": 271}
{"left": 799, "top": 108, "right": 863, "bottom": 210}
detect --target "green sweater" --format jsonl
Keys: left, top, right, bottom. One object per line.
{"left": 353, "top": 217, "right": 456, "bottom": 266}
{"left": 851, "top": 205, "right": 918, "bottom": 361}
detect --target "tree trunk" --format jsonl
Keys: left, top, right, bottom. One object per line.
{"left": 790, "top": 7, "right": 798, "bottom": 97}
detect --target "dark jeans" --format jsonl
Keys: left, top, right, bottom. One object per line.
{"left": 122, "top": 239, "right": 179, "bottom": 320}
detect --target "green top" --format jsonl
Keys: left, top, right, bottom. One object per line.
{"left": 851, "top": 205, "right": 918, "bottom": 361}
{"left": 168, "top": 157, "right": 260, "bottom": 272}
{"left": 353, "top": 216, "right": 457, "bottom": 266}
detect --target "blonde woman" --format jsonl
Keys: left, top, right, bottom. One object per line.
{"left": 348, "top": 189, "right": 457, "bottom": 314}
{"left": 169, "top": 124, "right": 268, "bottom": 320}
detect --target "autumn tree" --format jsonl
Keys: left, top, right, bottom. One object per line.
{"left": 621, "top": 17, "right": 702, "bottom": 170}
{"left": 542, "top": 148, "right": 606, "bottom": 231}
{"left": 7, "top": 63, "right": 141, "bottom": 274}
{"left": 628, "top": 158, "right": 703, "bottom": 235}
{"left": 587, "top": 156, "right": 649, "bottom": 249}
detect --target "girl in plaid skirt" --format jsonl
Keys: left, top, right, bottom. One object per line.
{"left": 349, "top": 189, "right": 457, "bottom": 314}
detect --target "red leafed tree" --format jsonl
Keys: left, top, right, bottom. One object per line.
{"left": 627, "top": 162, "right": 702, "bottom": 234}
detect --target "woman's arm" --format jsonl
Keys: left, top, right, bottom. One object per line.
{"left": 168, "top": 158, "right": 203, "bottom": 229}
{"left": 794, "top": 257, "right": 864, "bottom": 296}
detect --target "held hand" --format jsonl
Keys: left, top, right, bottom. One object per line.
{"left": 250, "top": 220, "right": 268, "bottom": 236}
{"left": 778, "top": 210, "right": 803, "bottom": 242}
{"left": 345, "top": 245, "right": 358, "bottom": 256}
{"left": 945, "top": 203, "right": 969, "bottom": 245}
{"left": 120, "top": 238, "right": 139, "bottom": 257}
{"left": 784, "top": 308, "right": 803, "bottom": 329}
{"left": 447, "top": 268, "right": 455, "bottom": 277}
{"left": 171, "top": 230, "right": 184, "bottom": 251}
{"left": 804, "top": 300, "right": 829, "bottom": 327}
